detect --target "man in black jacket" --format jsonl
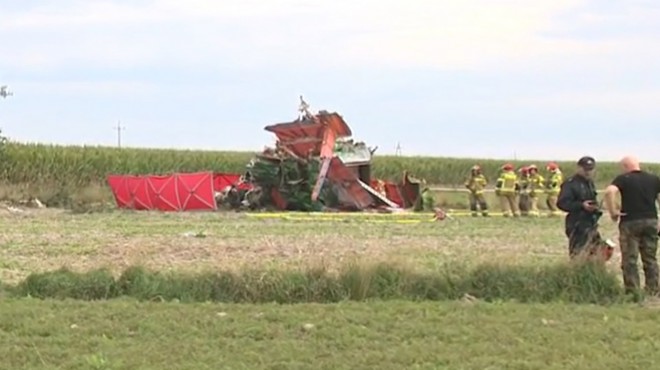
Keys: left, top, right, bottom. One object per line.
{"left": 556, "top": 156, "right": 606, "bottom": 258}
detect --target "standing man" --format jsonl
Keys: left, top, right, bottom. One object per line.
{"left": 604, "top": 156, "right": 660, "bottom": 295}
{"left": 464, "top": 165, "right": 489, "bottom": 217}
{"left": 495, "top": 163, "right": 519, "bottom": 217}
{"left": 556, "top": 156, "right": 606, "bottom": 258}
{"left": 517, "top": 166, "right": 531, "bottom": 216}
{"left": 545, "top": 162, "right": 563, "bottom": 216}
{"left": 527, "top": 165, "right": 545, "bottom": 217}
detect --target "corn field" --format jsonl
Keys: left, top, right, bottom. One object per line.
{"left": 1, "top": 142, "right": 659, "bottom": 189}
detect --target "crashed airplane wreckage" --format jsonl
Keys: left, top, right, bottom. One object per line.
{"left": 106, "top": 100, "right": 425, "bottom": 212}
{"left": 220, "top": 103, "right": 424, "bottom": 212}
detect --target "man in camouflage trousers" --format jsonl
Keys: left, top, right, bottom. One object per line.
{"left": 604, "top": 156, "right": 660, "bottom": 295}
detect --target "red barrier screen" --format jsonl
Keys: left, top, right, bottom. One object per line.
{"left": 107, "top": 172, "right": 221, "bottom": 211}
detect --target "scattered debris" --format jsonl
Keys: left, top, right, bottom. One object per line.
{"left": 181, "top": 231, "right": 207, "bottom": 238}
{"left": 6, "top": 206, "right": 24, "bottom": 214}
{"left": 461, "top": 293, "right": 479, "bottom": 303}
{"left": 106, "top": 98, "right": 430, "bottom": 214}
{"left": 434, "top": 208, "right": 448, "bottom": 221}
{"left": 1, "top": 197, "right": 46, "bottom": 214}
{"left": 235, "top": 99, "right": 425, "bottom": 212}
{"left": 540, "top": 318, "right": 558, "bottom": 326}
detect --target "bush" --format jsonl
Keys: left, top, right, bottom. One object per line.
{"left": 12, "top": 261, "right": 624, "bottom": 304}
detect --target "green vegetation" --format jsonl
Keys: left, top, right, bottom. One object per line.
{"left": 2, "top": 299, "right": 660, "bottom": 369}
{"left": 4, "top": 142, "right": 656, "bottom": 186}
{"left": 9, "top": 261, "right": 623, "bottom": 304}
{"left": 0, "top": 207, "right": 655, "bottom": 369}
{"left": 0, "top": 142, "right": 657, "bottom": 208}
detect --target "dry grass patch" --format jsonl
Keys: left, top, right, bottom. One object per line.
{"left": 0, "top": 209, "right": 622, "bottom": 284}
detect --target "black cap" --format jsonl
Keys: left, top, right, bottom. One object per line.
{"left": 577, "top": 156, "right": 596, "bottom": 170}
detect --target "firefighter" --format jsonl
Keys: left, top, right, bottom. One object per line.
{"left": 545, "top": 162, "right": 564, "bottom": 216}
{"left": 527, "top": 164, "right": 545, "bottom": 217}
{"left": 464, "top": 165, "right": 489, "bottom": 217}
{"left": 495, "top": 163, "right": 519, "bottom": 217}
{"left": 420, "top": 181, "right": 435, "bottom": 212}
{"left": 517, "top": 166, "right": 531, "bottom": 216}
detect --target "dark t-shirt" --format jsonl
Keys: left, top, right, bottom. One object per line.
{"left": 611, "top": 170, "right": 660, "bottom": 222}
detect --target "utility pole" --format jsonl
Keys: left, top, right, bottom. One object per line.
{"left": 114, "top": 120, "right": 125, "bottom": 148}
{"left": 395, "top": 142, "right": 402, "bottom": 156}
{"left": 0, "top": 85, "right": 13, "bottom": 99}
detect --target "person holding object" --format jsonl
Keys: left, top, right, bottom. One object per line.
{"left": 556, "top": 156, "right": 609, "bottom": 258}
{"left": 604, "top": 156, "right": 660, "bottom": 295}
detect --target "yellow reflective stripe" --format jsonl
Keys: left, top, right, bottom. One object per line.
{"left": 501, "top": 173, "right": 516, "bottom": 191}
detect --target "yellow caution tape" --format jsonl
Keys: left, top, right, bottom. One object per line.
{"left": 245, "top": 211, "right": 555, "bottom": 219}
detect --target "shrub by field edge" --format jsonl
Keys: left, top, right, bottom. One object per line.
{"left": 10, "top": 261, "right": 625, "bottom": 304}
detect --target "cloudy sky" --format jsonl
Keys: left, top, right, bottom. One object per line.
{"left": 1, "top": 0, "right": 659, "bottom": 161}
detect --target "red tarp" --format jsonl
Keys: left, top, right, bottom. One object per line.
{"left": 107, "top": 172, "right": 227, "bottom": 211}
{"left": 213, "top": 173, "right": 252, "bottom": 191}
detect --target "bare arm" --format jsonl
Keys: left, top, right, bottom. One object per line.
{"left": 604, "top": 184, "right": 619, "bottom": 216}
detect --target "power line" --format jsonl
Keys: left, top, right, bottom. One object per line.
{"left": 113, "top": 120, "right": 125, "bottom": 148}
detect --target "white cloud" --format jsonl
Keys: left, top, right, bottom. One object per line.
{"left": 1, "top": 0, "right": 618, "bottom": 71}
{"left": 2, "top": 0, "right": 659, "bottom": 122}
{"left": 509, "top": 89, "right": 660, "bottom": 111}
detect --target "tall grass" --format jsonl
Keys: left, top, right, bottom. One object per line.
{"left": 3, "top": 142, "right": 658, "bottom": 188}
{"left": 10, "top": 262, "right": 625, "bottom": 304}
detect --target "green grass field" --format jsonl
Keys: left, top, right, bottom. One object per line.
{"left": 3, "top": 299, "right": 659, "bottom": 370}
{"left": 2, "top": 207, "right": 660, "bottom": 369}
